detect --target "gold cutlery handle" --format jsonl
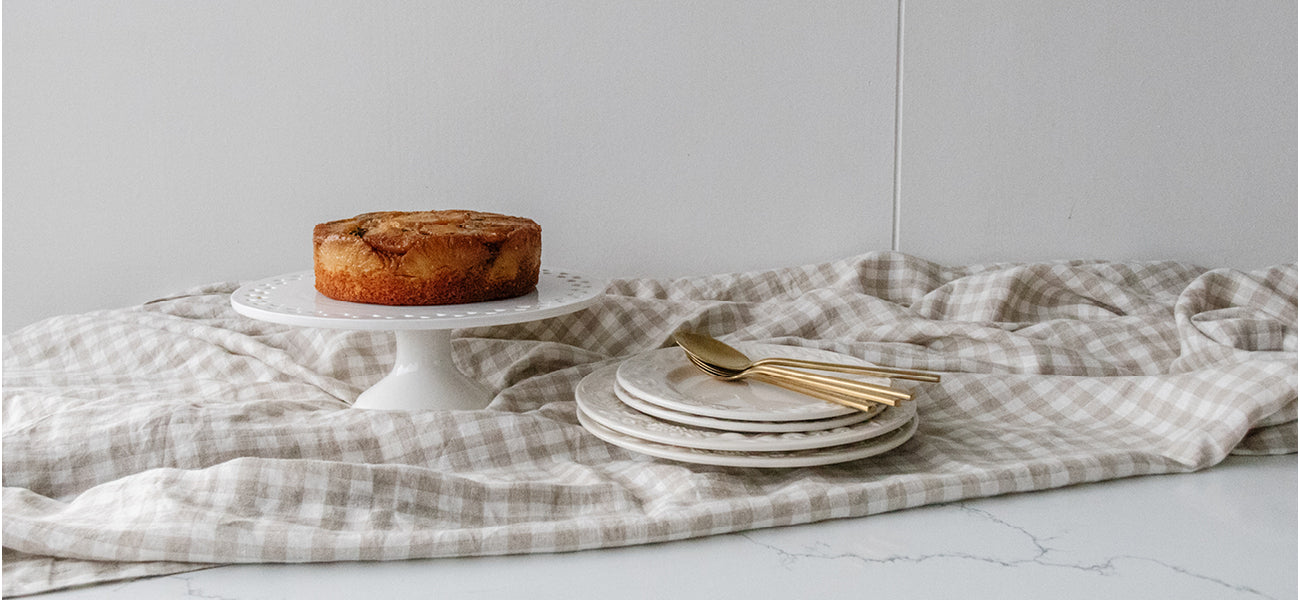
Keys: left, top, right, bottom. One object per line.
{"left": 746, "top": 372, "right": 885, "bottom": 412}
{"left": 756, "top": 358, "right": 942, "bottom": 383}
{"left": 747, "top": 369, "right": 900, "bottom": 407}
{"left": 754, "top": 365, "right": 911, "bottom": 401}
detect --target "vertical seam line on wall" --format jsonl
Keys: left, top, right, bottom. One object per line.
{"left": 890, "top": 0, "right": 905, "bottom": 252}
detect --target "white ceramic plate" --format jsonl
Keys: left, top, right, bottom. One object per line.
{"left": 614, "top": 384, "right": 879, "bottom": 433}
{"left": 578, "top": 364, "right": 913, "bottom": 451}
{"left": 616, "top": 343, "right": 893, "bottom": 422}
{"left": 230, "top": 268, "right": 603, "bottom": 330}
{"left": 576, "top": 407, "right": 918, "bottom": 468}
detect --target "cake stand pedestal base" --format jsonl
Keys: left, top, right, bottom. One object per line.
{"left": 353, "top": 329, "right": 492, "bottom": 411}
{"left": 231, "top": 268, "right": 602, "bottom": 412}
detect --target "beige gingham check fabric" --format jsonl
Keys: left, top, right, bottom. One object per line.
{"left": 4, "top": 252, "right": 1295, "bottom": 596}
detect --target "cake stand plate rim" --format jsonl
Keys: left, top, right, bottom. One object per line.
{"left": 229, "top": 268, "right": 604, "bottom": 330}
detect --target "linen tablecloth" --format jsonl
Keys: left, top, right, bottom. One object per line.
{"left": 4, "top": 252, "right": 1295, "bottom": 596}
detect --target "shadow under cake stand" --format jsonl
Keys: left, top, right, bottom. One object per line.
{"left": 230, "top": 269, "right": 603, "bottom": 411}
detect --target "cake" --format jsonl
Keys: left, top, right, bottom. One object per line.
{"left": 313, "top": 210, "right": 541, "bottom": 305}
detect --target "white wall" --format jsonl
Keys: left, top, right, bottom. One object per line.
{"left": 898, "top": 0, "right": 1297, "bottom": 268}
{"left": 3, "top": 0, "right": 898, "bottom": 332}
{"left": 3, "top": 1, "right": 1294, "bottom": 333}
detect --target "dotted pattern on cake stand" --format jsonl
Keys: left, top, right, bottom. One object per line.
{"left": 231, "top": 269, "right": 604, "bottom": 411}
{"left": 232, "top": 269, "right": 600, "bottom": 329}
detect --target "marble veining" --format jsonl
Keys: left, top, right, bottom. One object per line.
{"left": 739, "top": 501, "right": 1278, "bottom": 599}
{"left": 169, "top": 574, "right": 242, "bottom": 600}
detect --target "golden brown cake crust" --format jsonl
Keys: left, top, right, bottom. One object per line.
{"left": 313, "top": 210, "right": 541, "bottom": 305}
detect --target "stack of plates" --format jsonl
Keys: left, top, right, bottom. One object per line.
{"left": 575, "top": 342, "right": 919, "bottom": 468}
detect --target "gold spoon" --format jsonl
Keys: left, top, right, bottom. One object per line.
{"left": 685, "top": 353, "right": 899, "bottom": 406}
{"left": 684, "top": 354, "right": 883, "bottom": 412}
{"left": 674, "top": 332, "right": 913, "bottom": 402}
{"left": 685, "top": 351, "right": 907, "bottom": 405}
{"left": 674, "top": 331, "right": 940, "bottom": 383}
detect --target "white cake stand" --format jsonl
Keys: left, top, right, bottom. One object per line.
{"left": 230, "top": 269, "right": 604, "bottom": 411}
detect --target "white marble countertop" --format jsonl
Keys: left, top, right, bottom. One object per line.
{"left": 40, "top": 454, "right": 1296, "bottom": 600}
